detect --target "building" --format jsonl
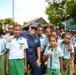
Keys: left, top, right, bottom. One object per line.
{"left": 22, "top": 17, "right": 48, "bottom": 30}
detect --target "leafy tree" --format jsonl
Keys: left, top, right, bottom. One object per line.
{"left": 23, "top": 22, "right": 26, "bottom": 25}
{"left": 45, "top": 0, "right": 76, "bottom": 26}
{"left": 0, "top": 18, "right": 14, "bottom": 27}
{"left": 4, "top": 18, "right": 13, "bottom": 25}
{"left": 46, "top": 0, "right": 66, "bottom": 26}
{"left": 0, "top": 19, "right": 3, "bottom": 27}
{"left": 65, "top": 0, "right": 76, "bottom": 24}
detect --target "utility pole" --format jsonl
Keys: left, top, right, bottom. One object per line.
{"left": 12, "top": 0, "right": 14, "bottom": 21}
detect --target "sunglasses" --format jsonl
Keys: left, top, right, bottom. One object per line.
{"left": 31, "top": 27, "right": 37, "bottom": 30}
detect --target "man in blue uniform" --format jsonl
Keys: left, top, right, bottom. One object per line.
{"left": 21, "top": 22, "right": 42, "bottom": 75}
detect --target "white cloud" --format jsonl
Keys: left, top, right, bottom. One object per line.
{"left": 14, "top": 0, "right": 49, "bottom": 24}
{"left": 0, "top": 10, "right": 12, "bottom": 19}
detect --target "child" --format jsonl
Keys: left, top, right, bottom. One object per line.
{"left": 37, "top": 25, "right": 46, "bottom": 74}
{"left": 60, "top": 32, "right": 74, "bottom": 75}
{"left": 51, "top": 30, "right": 58, "bottom": 39}
{"left": 51, "top": 30, "right": 72, "bottom": 51}
{"left": 51, "top": 30, "right": 64, "bottom": 46}
{"left": 37, "top": 25, "right": 46, "bottom": 52}
{"left": 0, "top": 27, "right": 7, "bottom": 75}
{"left": 43, "top": 36, "right": 64, "bottom": 75}
{"left": 6, "top": 25, "right": 28, "bottom": 75}
{"left": 43, "top": 27, "right": 52, "bottom": 66}
{"left": 3, "top": 23, "right": 14, "bottom": 39}
{"left": 44, "top": 27, "right": 52, "bottom": 47}
{"left": 71, "top": 32, "right": 76, "bottom": 45}
{"left": 73, "top": 43, "right": 76, "bottom": 75}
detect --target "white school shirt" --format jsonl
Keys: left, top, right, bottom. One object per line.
{"left": 3, "top": 33, "right": 14, "bottom": 39}
{"left": 0, "top": 39, "right": 7, "bottom": 55}
{"left": 60, "top": 43, "right": 74, "bottom": 59}
{"left": 44, "top": 37, "right": 50, "bottom": 48}
{"left": 71, "top": 36, "right": 76, "bottom": 45}
{"left": 6, "top": 36, "right": 28, "bottom": 59}
{"left": 3, "top": 33, "right": 10, "bottom": 39}
{"left": 44, "top": 46, "right": 64, "bottom": 69}
{"left": 39, "top": 34, "right": 46, "bottom": 52}
{"left": 74, "top": 42, "right": 76, "bottom": 48}
{"left": 57, "top": 39, "right": 64, "bottom": 47}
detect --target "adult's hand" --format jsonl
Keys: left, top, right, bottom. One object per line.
{"left": 36, "top": 59, "right": 41, "bottom": 67}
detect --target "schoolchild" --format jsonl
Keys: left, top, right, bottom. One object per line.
{"left": 44, "top": 27, "right": 52, "bottom": 47}
{"left": 43, "top": 36, "right": 64, "bottom": 75}
{"left": 60, "top": 32, "right": 74, "bottom": 75}
{"left": 71, "top": 32, "right": 76, "bottom": 45}
{"left": 51, "top": 30, "right": 64, "bottom": 46}
{"left": 6, "top": 25, "right": 28, "bottom": 75}
{"left": 37, "top": 25, "right": 46, "bottom": 52}
{"left": 37, "top": 25, "right": 46, "bottom": 74}
{"left": 73, "top": 43, "right": 76, "bottom": 75}
{"left": 0, "top": 27, "right": 7, "bottom": 75}
{"left": 3, "top": 23, "right": 14, "bottom": 39}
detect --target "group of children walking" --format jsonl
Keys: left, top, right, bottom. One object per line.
{"left": 0, "top": 22, "right": 76, "bottom": 75}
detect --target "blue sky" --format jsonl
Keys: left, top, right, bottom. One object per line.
{"left": 0, "top": 0, "right": 12, "bottom": 18}
{"left": 0, "top": 0, "right": 48, "bottom": 24}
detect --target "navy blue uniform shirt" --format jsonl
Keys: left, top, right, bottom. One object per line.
{"left": 21, "top": 31, "right": 40, "bottom": 59}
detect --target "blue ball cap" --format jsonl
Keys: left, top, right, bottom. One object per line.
{"left": 29, "top": 22, "right": 38, "bottom": 28}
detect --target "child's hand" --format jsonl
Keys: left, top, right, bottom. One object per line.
{"left": 66, "top": 43, "right": 73, "bottom": 53}
{"left": 74, "top": 48, "right": 76, "bottom": 52}
{"left": 6, "top": 37, "right": 12, "bottom": 42}
{"left": 6, "top": 66, "right": 9, "bottom": 74}
{"left": 43, "top": 54, "right": 51, "bottom": 62}
{"left": 64, "top": 64, "right": 68, "bottom": 69}
{"left": 60, "top": 70, "right": 64, "bottom": 74}
{"left": 66, "top": 50, "right": 69, "bottom": 54}
{"left": 24, "top": 66, "right": 27, "bottom": 72}
{"left": 68, "top": 43, "right": 73, "bottom": 52}
{"left": 47, "top": 54, "right": 51, "bottom": 58}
